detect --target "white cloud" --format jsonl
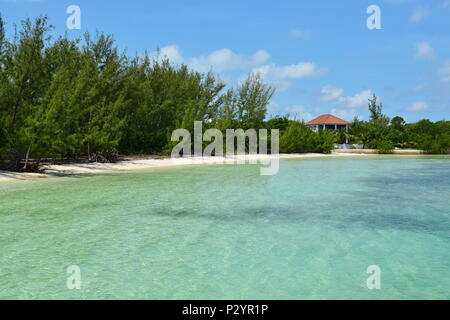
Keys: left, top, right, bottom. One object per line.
{"left": 254, "top": 62, "right": 327, "bottom": 79}
{"left": 415, "top": 42, "right": 435, "bottom": 61}
{"left": 155, "top": 45, "right": 184, "bottom": 64}
{"left": 407, "top": 101, "right": 429, "bottom": 112}
{"left": 319, "top": 86, "right": 372, "bottom": 108}
{"left": 291, "top": 29, "right": 310, "bottom": 40}
{"left": 189, "top": 49, "right": 269, "bottom": 73}
{"left": 320, "top": 86, "right": 344, "bottom": 102}
{"left": 0, "top": 0, "right": 43, "bottom": 2}
{"left": 253, "top": 62, "right": 327, "bottom": 90}
{"left": 345, "top": 90, "right": 373, "bottom": 108}
{"left": 150, "top": 45, "right": 327, "bottom": 91}
{"left": 151, "top": 45, "right": 269, "bottom": 73}
{"left": 412, "top": 84, "right": 425, "bottom": 93}
{"left": 285, "top": 105, "right": 313, "bottom": 121}
{"left": 266, "top": 100, "right": 280, "bottom": 114}
{"left": 441, "top": 0, "right": 450, "bottom": 8}
{"left": 439, "top": 59, "right": 450, "bottom": 82}
{"left": 411, "top": 7, "right": 428, "bottom": 23}
{"left": 385, "top": 0, "right": 416, "bottom": 3}
{"left": 330, "top": 108, "right": 356, "bottom": 121}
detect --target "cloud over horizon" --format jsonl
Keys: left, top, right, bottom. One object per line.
{"left": 252, "top": 62, "right": 328, "bottom": 91}
{"left": 407, "top": 101, "right": 429, "bottom": 112}
{"left": 415, "top": 42, "right": 435, "bottom": 61}
{"left": 439, "top": 60, "right": 450, "bottom": 82}
{"left": 151, "top": 45, "right": 270, "bottom": 73}
{"left": 320, "top": 86, "right": 372, "bottom": 108}
{"left": 150, "top": 45, "right": 327, "bottom": 92}
{"left": 410, "top": 7, "right": 429, "bottom": 23}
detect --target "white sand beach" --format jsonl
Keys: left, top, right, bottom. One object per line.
{"left": 2, "top": 150, "right": 444, "bottom": 183}
{"left": 0, "top": 152, "right": 366, "bottom": 183}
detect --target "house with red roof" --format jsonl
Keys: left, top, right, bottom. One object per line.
{"left": 306, "top": 114, "right": 349, "bottom": 132}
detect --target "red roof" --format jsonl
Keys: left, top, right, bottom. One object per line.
{"left": 306, "top": 114, "right": 349, "bottom": 125}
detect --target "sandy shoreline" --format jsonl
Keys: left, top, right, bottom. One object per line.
{"left": 0, "top": 151, "right": 446, "bottom": 183}
{"left": 0, "top": 153, "right": 355, "bottom": 183}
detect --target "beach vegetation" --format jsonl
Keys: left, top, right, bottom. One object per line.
{"left": 348, "top": 97, "right": 449, "bottom": 154}
{"left": 0, "top": 16, "right": 448, "bottom": 172}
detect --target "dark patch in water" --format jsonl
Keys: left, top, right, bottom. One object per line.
{"left": 360, "top": 162, "right": 450, "bottom": 190}
{"left": 151, "top": 204, "right": 449, "bottom": 235}
{"left": 146, "top": 159, "right": 450, "bottom": 236}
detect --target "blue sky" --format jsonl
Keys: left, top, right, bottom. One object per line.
{"left": 1, "top": 0, "right": 449, "bottom": 123}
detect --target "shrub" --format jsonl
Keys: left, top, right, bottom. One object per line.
{"left": 419, "top": 134, "right": 450, "bottom": 154}
{"left": 280, "top": 121, "right": 314, "bottom": 153}
{"left": 314, "top": 130, "right": 336, "bottom": 154}
{"left": 279, "top": 121, "right": 338, "bottom": 154}
{"left": 377, "top": 140, "right": 394, "bottom": 154}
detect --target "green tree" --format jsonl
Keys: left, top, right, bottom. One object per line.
{"left": 265, "top": 116, "right": 290, "bottom": 132}
{"left": 391, "top": 116, "right": 405, "bottom": 130}
{"left": 368, "top": 94, "right": 385, "bottom": 122}
{"left": 314, "top": 129, "right": 336, "bottom": 154}
{"left": 280, "top": 121, "right": 314, "bottom": 153}
{"left": 349, "top": 117, "right": 371, "bottom": 147}
{"left": 235, "top": 73, "right": 275, "bottom": 129}
{"left": 1, "top": 15, "right": 368, "bottom": 171}
{"left": 1, "top": 16, "right": 52, "bottom": 169}
{"left": 377, "top": 140, "right": 394, "bottom": 154}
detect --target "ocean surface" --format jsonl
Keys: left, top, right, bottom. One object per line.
{"left": 1, "top": 157, "right": 449, "bottom": 299}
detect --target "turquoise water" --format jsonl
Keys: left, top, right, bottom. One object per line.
{"left": 1, "top": 157, "right": 449, "bottom": 299}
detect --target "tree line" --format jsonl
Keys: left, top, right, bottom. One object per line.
{"left": 0, "top": 16, "right": 448, "bottom": 172}
{"left": 263, "top": 94, "right": 449, "bottom": 155}
{"left": 347, "top": 95, "right": 450, "bottom": 154}
{"left": 0, "top": 16, "right": 277, "bottom": 170}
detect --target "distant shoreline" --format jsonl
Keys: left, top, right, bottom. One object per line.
{"left": 1, "top": 151, "right": 448, "bottom": 183}
{"left": 333, "top": 148, "right": 426, "bottom": 155}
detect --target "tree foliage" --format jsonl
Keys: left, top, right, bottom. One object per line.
{"left": 349, "top": 95, "right": 449, "bottom": 154}
{"left": 279, "top": 120, "right": 336, "bottom": 154}
{"left": 0, "top": 17, "right": 448, "bottom": 171}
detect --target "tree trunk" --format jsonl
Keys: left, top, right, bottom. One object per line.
{"left": 23, "top": 141, "right": 32, "bottom": 170}
{"left": 87, "top": 109, "right": 93, "bottom": 161}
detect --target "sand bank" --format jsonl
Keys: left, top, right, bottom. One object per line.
{"left": 2, "top": 151, "right": 444, "bottom": 183}
{"left": 0, "top": 153, "right": 362, "bottom": 183}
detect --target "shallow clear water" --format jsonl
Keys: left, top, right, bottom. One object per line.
{"left": 1, "top": 157, "right": 449, "bottom": 299}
